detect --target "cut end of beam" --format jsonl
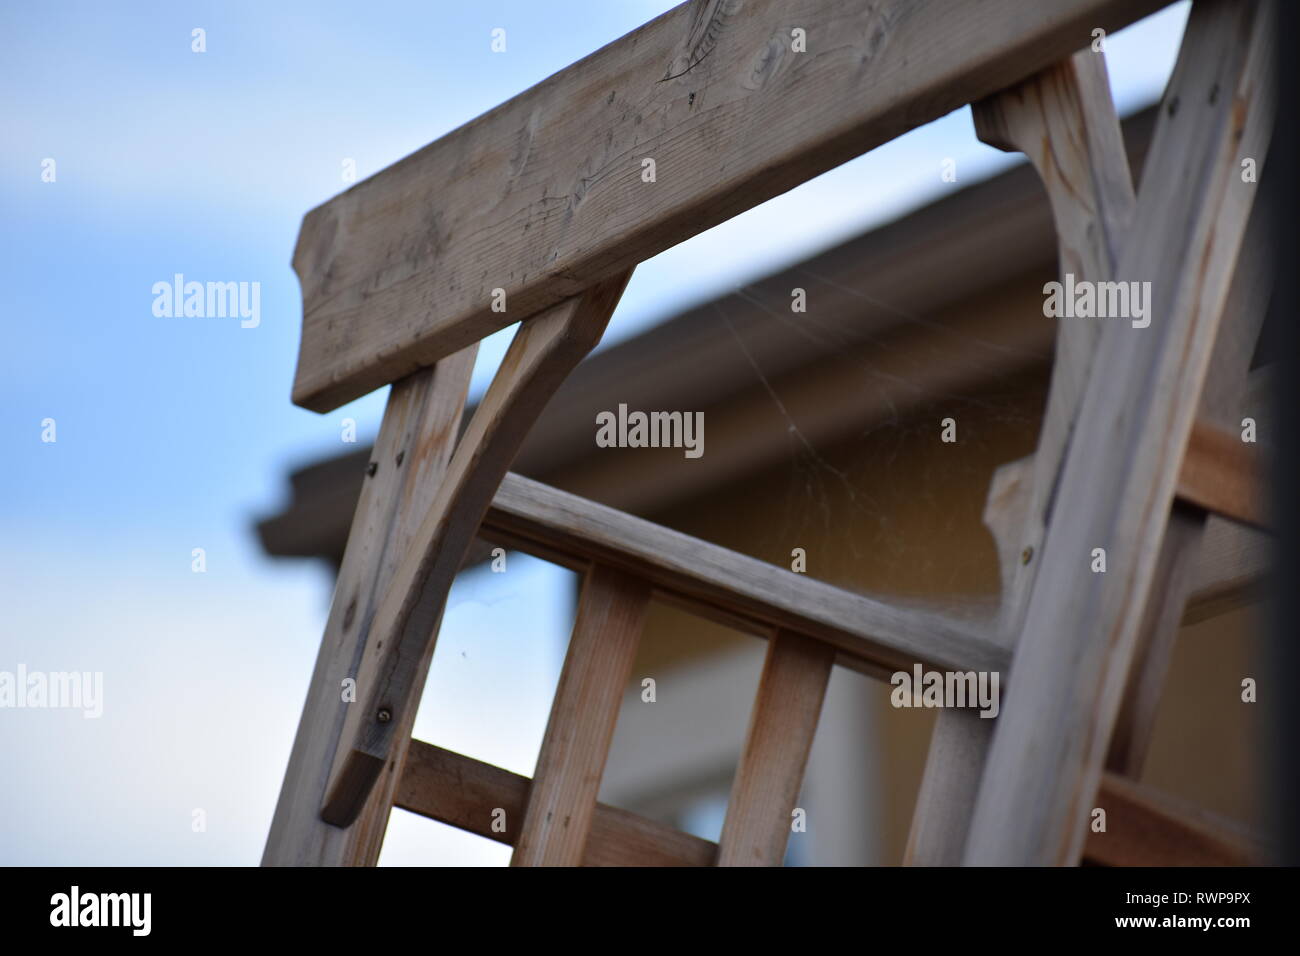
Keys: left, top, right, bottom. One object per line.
{"left": 320, "top": 750, "right": 386, "bottom": 828}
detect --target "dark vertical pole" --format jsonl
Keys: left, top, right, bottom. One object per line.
{"left": 1268, "top": 0, "right": 1298, "bottom": 867}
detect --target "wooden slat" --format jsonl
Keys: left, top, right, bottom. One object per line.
{"left": 717, "top": 631, "right": 834, "bottom": 866}
{"left": 1178, "top": 419, "right": 1268, "bottom": 529}
{"left": 395, "top": 740, "right": 716, "bottom": 866}
{"left": 904, "top": 712, "right": 995, "bottom": 866}
{"left": 480, "top": 473, "right": 1006, "bottom": 680}
{"left": 1084, "top": 772, "right": 1265, "bottom": 866}
{"left": 907, "top": 47, "right": 1136, "bottom": 866}
{"left": 513, "top": 566, "right": 650, "bottom": 866}
{"left": 321, "top": 274, "right": 630, "bottom": 828}
{"left": 964, "top": 0, "right": 1277, "bottom": 865}
{"left": 290, "top": 0, "right": 1169, "bottom": 412}
{"left": 263, "top": 353, "right": 477, "bottom": 866}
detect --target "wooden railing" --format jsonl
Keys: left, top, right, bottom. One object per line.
{"left": 264, "top": 0, "right": 1276, "bottom": 867}
{"left": 387, "top": 471, "right": 1265, "bottom": 866}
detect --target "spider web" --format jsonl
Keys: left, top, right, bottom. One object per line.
{"left": 669, "top": 265, "right": 1049, "bottom": 606}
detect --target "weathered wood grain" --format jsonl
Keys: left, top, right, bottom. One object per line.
{"left": 396, "top": 740, "right": 717, "bottom": 866}
{"left": 320, "top": 274, "right": 630, "bottom": 827}
{"left": 394, "top": 739, "right": 1258, "bottom": 866}
{"left": 1085, "top": 772, "right": 1265, "bottom": 866}
{"left": 717, "top": 631, "right": 834, "bottom": 866}
{"left": 1102, "top": 508, "right": 1207, "bottom": 776}
{"left": 480, "top": 472, "right": 1006, "bottom": 679}
{"left": 263, "top": 353, "right": 477, "bottom": 865}
{"left": 907, "top": 47, "right": 1135, "bottom": 866}
{"left": 513, "top": 566, "right": 650, "bottom": 866}
{"left": 1178, "top": 419, "right": 1268, "bottom": 529}
{"left": 291, "top": 0, "right": 1167, "bottom": 411}
{"left": 1106, "top": 198, "right": 1274, "bottom": 775}
{"left": 964, "top": 0, "right": 1276, "bottom": 865}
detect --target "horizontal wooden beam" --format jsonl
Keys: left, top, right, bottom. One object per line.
{"left": 480, "top": 454, "right": 1265, "bottom": 673}
{"left": 1086, "top": 771, "right": 1265, "bottom": 866}
{"left": 1178, "top": 419, "right": 1268, "bottom": 529}
{"left": 479, "top": 472, "right": 1007, "bottom": 680}
{"left": 395, "top": 739, "right": 715, "bottom": 866}
{"left": 291, "top": 0, "right": 1167, "bottom": 411}
{"left": 395, "top": 739, "right": 1260, "bottom": 866}
{"left": 259, "top": 109, "right": 1164, "bottom": 556}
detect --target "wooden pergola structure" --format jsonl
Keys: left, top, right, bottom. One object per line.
{"left": 264, "top": 0, "right": 1275, "bottom": 866}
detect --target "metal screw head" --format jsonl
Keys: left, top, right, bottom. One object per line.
{"left": 376, "top": 707, "right": 392, "bottom": 724}
{"left": 366, "top": 461, "right": 378, "bottom": 477}
{"left": 1020, "top": 545, "right": 1034, "bottom": 565}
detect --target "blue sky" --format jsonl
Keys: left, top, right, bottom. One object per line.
{"left": 0, "top": 1, "right": 1189, "bottom": 865}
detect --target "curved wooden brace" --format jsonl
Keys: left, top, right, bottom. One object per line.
{"left": 971, "top": 48, "right": 1137, "bottom": 626}
{"left": 320, "top": 270, "right": 633, "bottom": 828}
{"left": 964, "top": 0, "right": 1276, "bottom": 865}
{"left": 907, "top": 47, "right": 1136, "bottom": 866}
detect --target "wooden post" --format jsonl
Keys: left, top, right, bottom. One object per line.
{"left": 907, "top": 47, "right": 1135, "bottom": 865}
{"left": 717, "top": 631, "right": 834, "bottom": 866}
{"left": 1106, "top": 200, "right": 1274, "bottom": 774}
{"left": 964, "top": 0, "right": 1276, "bottom": 865}
{"left": 512, "top": 566, "right": 650, "bottom": 866}
{"left": 263, "top": 353, "right": 476, "bottom": 865}
{"left": 321, "top": 274, "right": 632, "bottom": 828}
